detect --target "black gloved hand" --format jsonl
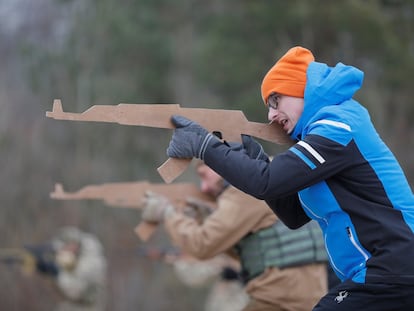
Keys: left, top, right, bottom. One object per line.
{"left": 25, "top": 245, "right": 59, "bottom": 277}
{"left": 241, "top": 134, "right": 269, "bottom": 162}
{"left": 220, "top": 266, "right": 242, "bottom": 282}
{"left": 36, "top": 257, "right": 59, "bottom": 277}
{"left": 167, "top": 115, "right": 217, "bottom": 159}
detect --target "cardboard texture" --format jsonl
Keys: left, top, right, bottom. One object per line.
{"left": 46, "top": 99, "right": 292, "bottom": 183}
{"left": 50, "top": 182, "right": 216, "bottom": 241}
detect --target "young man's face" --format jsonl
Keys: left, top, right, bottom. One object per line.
{"left": 268, "top": 95, "right": 304, "bottom": 134}
{"left": 196, "top": 164, "right": 224, "bottom": 198}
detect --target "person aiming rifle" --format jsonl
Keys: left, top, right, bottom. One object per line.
{"left": 141, "top": 140, "right": 328, "bottom": 311}
{"left": 1, "top": 227, "right": 107, "bottom": 311}
{"left": 165, "top": 46, "right": 414, "bottom": 310}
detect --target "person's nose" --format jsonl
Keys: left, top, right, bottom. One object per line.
{"left": 268, "top": 107, "right": 278, "bottom": 122}
{"left": 200, "top": 181, "right": 208, "bottom": 194}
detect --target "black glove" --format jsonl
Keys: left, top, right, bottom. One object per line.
{"left": 25, "top": 245, "right": 59, "bottom": 277}
{"left": 36, "top": 257, "right": 59, "bottom": 277}
{"left": 167, "top": 115, "right": 218, "bottom": 159}
{"left": 241, "top": 134, "right": 269, "bottom": 162}
{"left": 220, "top": 266, "right": 242, "bottom": 282}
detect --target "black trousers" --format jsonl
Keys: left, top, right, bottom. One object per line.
{"left": 313, "top": 279, "right": 414, "bottom": 311}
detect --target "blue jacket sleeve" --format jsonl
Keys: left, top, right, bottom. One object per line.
{"left": 204, "top": 134, "right": 351, "bottom": 198}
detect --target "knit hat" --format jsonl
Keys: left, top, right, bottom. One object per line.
{"left": 261, "top": 46, "right": 315, "bottom": 104}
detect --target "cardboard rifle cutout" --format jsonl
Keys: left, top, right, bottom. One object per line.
{"left": 46, "top": 99, "right": 292, "bottom": 183}
{"left": 50, "top": 182, "right": 216, "bottom": 241}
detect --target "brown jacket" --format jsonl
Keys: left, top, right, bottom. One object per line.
{"left": 165, "top": 186, "right": 327, "bottom": 311}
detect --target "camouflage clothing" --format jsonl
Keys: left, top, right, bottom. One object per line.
{"left": 52, "top": 227, "right": 107, "bottom": 311}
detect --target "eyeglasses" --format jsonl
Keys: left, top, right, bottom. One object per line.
{"left": 267, "top": 93, "right": 280, "bottom": 110}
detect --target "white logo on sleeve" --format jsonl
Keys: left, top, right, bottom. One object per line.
{"left": 334, "top": 290, "right": 349, "bottom": 303}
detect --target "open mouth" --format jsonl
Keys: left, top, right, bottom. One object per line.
{"left": 269, "top": 118, "right": 289, "bottom": 132}
{"left": 279, "top": 119, "right": 289, "bottom": 131}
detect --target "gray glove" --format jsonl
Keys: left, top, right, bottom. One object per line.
{"left": 141, "top": 191, "right": 175, "bottom": 223}
{"left": 167, "top": 115, "right": 216, "bottom": 159}
{"left": 241, "top": 135, "right": 269, "bottom": 162}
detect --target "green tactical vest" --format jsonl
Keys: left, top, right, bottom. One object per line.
{"left": 235, "top": 220, "right": 327, "bottom": 283}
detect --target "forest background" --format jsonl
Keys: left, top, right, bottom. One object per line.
{"left": 0, "top": 0, "right": 413, "bottom": 310}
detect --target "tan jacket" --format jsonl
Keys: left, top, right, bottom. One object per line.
{"left": 165, "top": 186, "right": 327, "bottom": 311}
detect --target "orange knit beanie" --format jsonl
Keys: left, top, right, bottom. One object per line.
{"left": 261, "top": 46, "right": 315, "bottom": 104}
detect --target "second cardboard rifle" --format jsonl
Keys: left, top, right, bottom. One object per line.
{"left": 46, "top": 99, "right": 292, "bottom": 183}
{"left": 50, "top": 181, "right": 216, "bottom": 241}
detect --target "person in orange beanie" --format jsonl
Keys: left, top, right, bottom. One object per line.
{"left": 165, "top": 46, "right": 414, "bottom": 310}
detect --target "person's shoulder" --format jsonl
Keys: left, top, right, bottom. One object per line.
{"left": 221, "top": 186, "right": 269, "bottom": 210}
{"left": 306, "top": 104, "right": 359, "bottom": 146}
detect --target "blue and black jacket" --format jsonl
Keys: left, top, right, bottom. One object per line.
{"left": 203, "top": 61, "right": 414, "bottom": 285}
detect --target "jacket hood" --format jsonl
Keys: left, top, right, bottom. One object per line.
{"left": 291, "top": 61, "right": 364, "bottom": 140}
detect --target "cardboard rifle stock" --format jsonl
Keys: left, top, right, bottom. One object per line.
{"left": 50, "top": 182, "right": 216, "bottom": 241}
{"left": 46, "top": 99, "right": 291, "bottom": 183}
